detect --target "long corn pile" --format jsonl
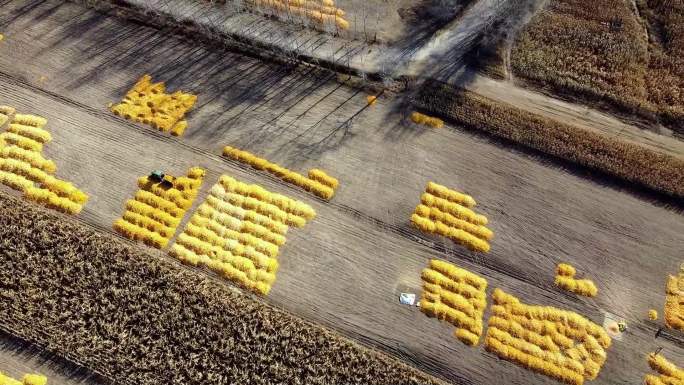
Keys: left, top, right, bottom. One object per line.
{"left": 249, "top": 0, "right": 349, "bottom": 30}
{"left": 410, "top": 112, "right": 444, "bottom": 129}
{"left": 0, "top": 372, "right": 47, "bottom": 385}
{"left": 416, "top": 84, "right": 684, "bottom": 198}
{"left": 113, "top": 167, "right": 205, "bottom": 249}
{"left": 170, "top": 175, "right": 315, "bottom": 295}
{"left": 485, "top": 288, "right": 612, "bottom": 385}
{"left": 411, "top": 181, "right": 493, "bottom": 252}
{"left": 554, "top": 263, "right": 598, "bottom": 297}
{"left": 420, "top": 259, "right": 487, "bottom": 346}
{"left": 111, "top": 74, "right": 197, "bottom": 136}
{"left": 664, "top": 267, "right": 684, "bottom": 331}
{"left": 223, "top": 145, "right": 338, "bottom": 200}
{"left": 644, "top": 352, "right": 684, "bottom": 385}
{"left": 0, "top": 106, "right": 88, "bottom": 214}
{"left": 0, "top": 192, "right": 446, "bottom": 385}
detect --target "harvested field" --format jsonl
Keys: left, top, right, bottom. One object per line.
{"left": 1, "top": 1, "right": 684, "bottom": 385}
{"left": 0, "top": 191, "right": 446, "bottom": 385}
{"left": 415, "top": 82, "right": 684, "bottom": 199}
{"left": 511, "top": 0, "right": 684, "bottom": 131}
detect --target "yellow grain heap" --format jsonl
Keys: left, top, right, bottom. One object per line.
{"left": 366, "top": 95, "right": 378, "bottom": 106}
{"left": 665, "top": 267, "right": 684, "bottom": 331}
{"left": 420, "top": 259, "right": 487, "bottom": 346}
{"left": 0, "top": 372, "right": 48, "bottom": 385}
{"left": 485, "top": 288, "right": 612, "bottom": 385}
{"left": 554, "top": 263, "right": 598, "bottom": 297}
{"left": 170, "top": 175, "right": 315, "bottom": 296}
{"left": 411, "top": 181, "right": 492, "bottom": 252}
{"left": 644, "top": 352, "right": 684, "bottom": 385}
{"left": 0, "top": 106, "right": 88, "bottom": 214}
{"left": 249, "top": 0, "right": 349, "bottom": 30}
{"left": 648, "top": 309, "right": 658, "bottom": 321}
{"left": 110, "top": 74, "right": 197, "bottom": 136}
{"left": 113, "top": 167, "right": 205, "bottom": 249}
{"left": 410, "top": 112, "right": 444, "bottom": 129}
{"left": 223, "top": 145, "right": 338, "bottom": 200}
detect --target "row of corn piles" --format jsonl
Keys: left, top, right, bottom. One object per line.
{"left": 223, "top": 145, "right": 338, "bottom": 200}
{"left": 411, "top": 182, "right": 493, "bottom": 252}
{"left": 644, "top": 352, "right": 684, "bottom": 385}
{"left": 114, "top": 167, "right": 205, "bottom": 248}
{"left": 665, "top": 267, "right": 684, "bottom": 331}
{"left": 410, "top": 112, "right": 444, "bottom": 129}
{"left": 0, "top": 106, "right": 88, "bottom": 214}
{"left": 110, "top": 74, "right": 197, "bottom": 136}
{"left": 554, "top": 263, "right": 598, "bottom": 297}
{"left": 485, "top": 288, "right": 611, "bottom": 385}
{"left": 0, "top": 372, "right": 47, "bottom": 385}
{"left": 250, "top": 0, "right": 349, "bottom": 30}
{"left": 170, "top": 175, "right": 315, "bottom": 295}
{"left": 420, "top": 259, "right": 488, "bottom": 346}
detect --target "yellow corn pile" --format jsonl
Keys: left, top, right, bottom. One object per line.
{"left": 648, "top": 309, "right": 658, "bottom": 321}
{"left": 644, "top": 352, "right": 684, "bottom": 385}
{"left": 110, "top": 74, "right": 197, "bottom": 136}
{"left": 170, "top": 175, "right": 315, "bottom": 295}
{"left": 410, "top": 112, "right": 444, "bottom": 129}
{"left": 0, "top": 106, "right": 88, "bottom": 214}
{"left": 411, "top": 182, "right": 492, "bottom": 252}
{"left": 665, "top": 267, "right": 684, "bottom": 331}
{"left": 222, "top": 145, "right": 338, "bottom": 200}
{"left": 366, "top": 95, "right": 378, "bottom": 106}
{"left": 554, "top": 263, "right": 598, "bottom": 297}
{"left": 420, "top": 259, "right": 487, "bottom": 346}
{"left": 113, "top": 167, "right": 205, "bottom": 249}
{"left": 249, "top": 0, "right": 349, "bottom": 30}
{"left": 485, "top": 288, "right": 611, "bottom": 385}
{"left": 0, "top": 372, "right": 48, "bottom": 385}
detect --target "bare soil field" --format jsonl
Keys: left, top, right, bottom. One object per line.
{"left": 0, "top": 1, "right": 683, "bottom": 385}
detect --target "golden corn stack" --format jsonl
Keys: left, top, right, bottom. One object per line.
{"left": 411, "top": 111, "right": 444, "bottom": 128}
{"left": 485, "top": 288, "right": 611, "bottom": 385}
{"left": 665, "top": 270, "right": 684, "bottom": 331}
{"left": 644, "top": 352, "right": 684, "bottom": 385}
{"left": 250, "top": 0, "right": 349, "bottom": 30}
{"left": 170, "top": 175, "right": 315, "bottom": 296}
{"left": 0, "top": 372, "right": 48, "bottom": 385}
{"left": 0, "top": 107, "right": 88, "bottom": 214}
{"left": 420, "top": 259, "right": 488, "bottom": 346}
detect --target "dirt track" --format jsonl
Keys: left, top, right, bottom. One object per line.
{"left": 0, "top": 1, "right": 683, "bottom": 384}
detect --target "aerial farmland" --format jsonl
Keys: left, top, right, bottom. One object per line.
{"left": 0, "top": 1, "right": 682, "bottom": 385}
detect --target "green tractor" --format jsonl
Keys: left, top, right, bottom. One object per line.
{"left": 148, "top": 170, "right": 174, "bottom": 189}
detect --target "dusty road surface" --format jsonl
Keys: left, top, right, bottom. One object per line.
{"left": 0, "top": 1, "right": 683, "bottom": 385}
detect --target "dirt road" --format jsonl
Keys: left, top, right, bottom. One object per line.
{"left": 0, "top": 1, "right": 683, "bottom": 385}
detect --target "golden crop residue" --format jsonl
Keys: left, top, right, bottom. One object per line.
{"left": 420, "top": 259, "right": 487, "bottom": 346}
{"left": 485, "top": 288, "right": 611, "bottom": 385}
{"left": 644, "top": 352, "right": 684, "bottom": 385}
{"left": 411, "top": 181, "right": 493, "bottom": 252}
{"left": 411, "top": 112, "right": 444, "bottom": 128}
{"left": 113, "top": 167, "right": 205, "bottom": 249}
{"left": 111, "top": 74, "right": 197, "bottom": 136}
{"left": 250, "top": 0, "right": 350, "bottom": 30}
{"left": 169, "top": 175, "right": 315, "bottom": 295}
{"left": 223, "top": 145, "right": 338, "bottom": 200}
{"left": 554, "top": 263, "right": 598, "bottom": 297}
{"left": 665, "top": 267, "right": 684, "bottom": 331}
{"left": 0, "top": 106, "right": 88, "bottom": 214}
{"left": 0, "top": 372, "right": 48, "bottom": 385}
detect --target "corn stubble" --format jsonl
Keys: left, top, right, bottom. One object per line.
{"left": 0, "top": 192, "right": 445, "bottom": 385}
{"left": 416, "top": 84, "right": 684, "bottom": 199}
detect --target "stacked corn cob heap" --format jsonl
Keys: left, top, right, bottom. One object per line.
{"left": 411, "top": 182, "right": 493, "bottom": 252}
{"left": 111, "top": 74, "right": 197, "bottom": 136}
{"left": 223, "top": 145, "right": 338, "bottom": 200}
{"left": 644, "top": 352, "right": 684, "bottom": 385}
{"left": 250, "top": 0, "right": 349, "bottom": 30}
{"left": 0, "top": 106, "right": 88, "bottom": 214}
{"left": 420, "top": 259, "right": 488, "bottom": 346}
{"left": 665, "top": 266, "right": 684, "bottom": 331}
{"left": 485, "top": 288, "right": 612, "bottom": 385}
{"left": 410, "top": 112, "right": 444, "bottom": 128}
{"left": 114, "top": 167, "right": 205, "bottom": 248}
{"left": 0, "top": 372, "right": 47, "bottom": 385}
{"left": 170, "top": 175, "right": 315, "bottom": 295}
{"left": 554, "top": 263, "right": 598, "bottom": 297}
